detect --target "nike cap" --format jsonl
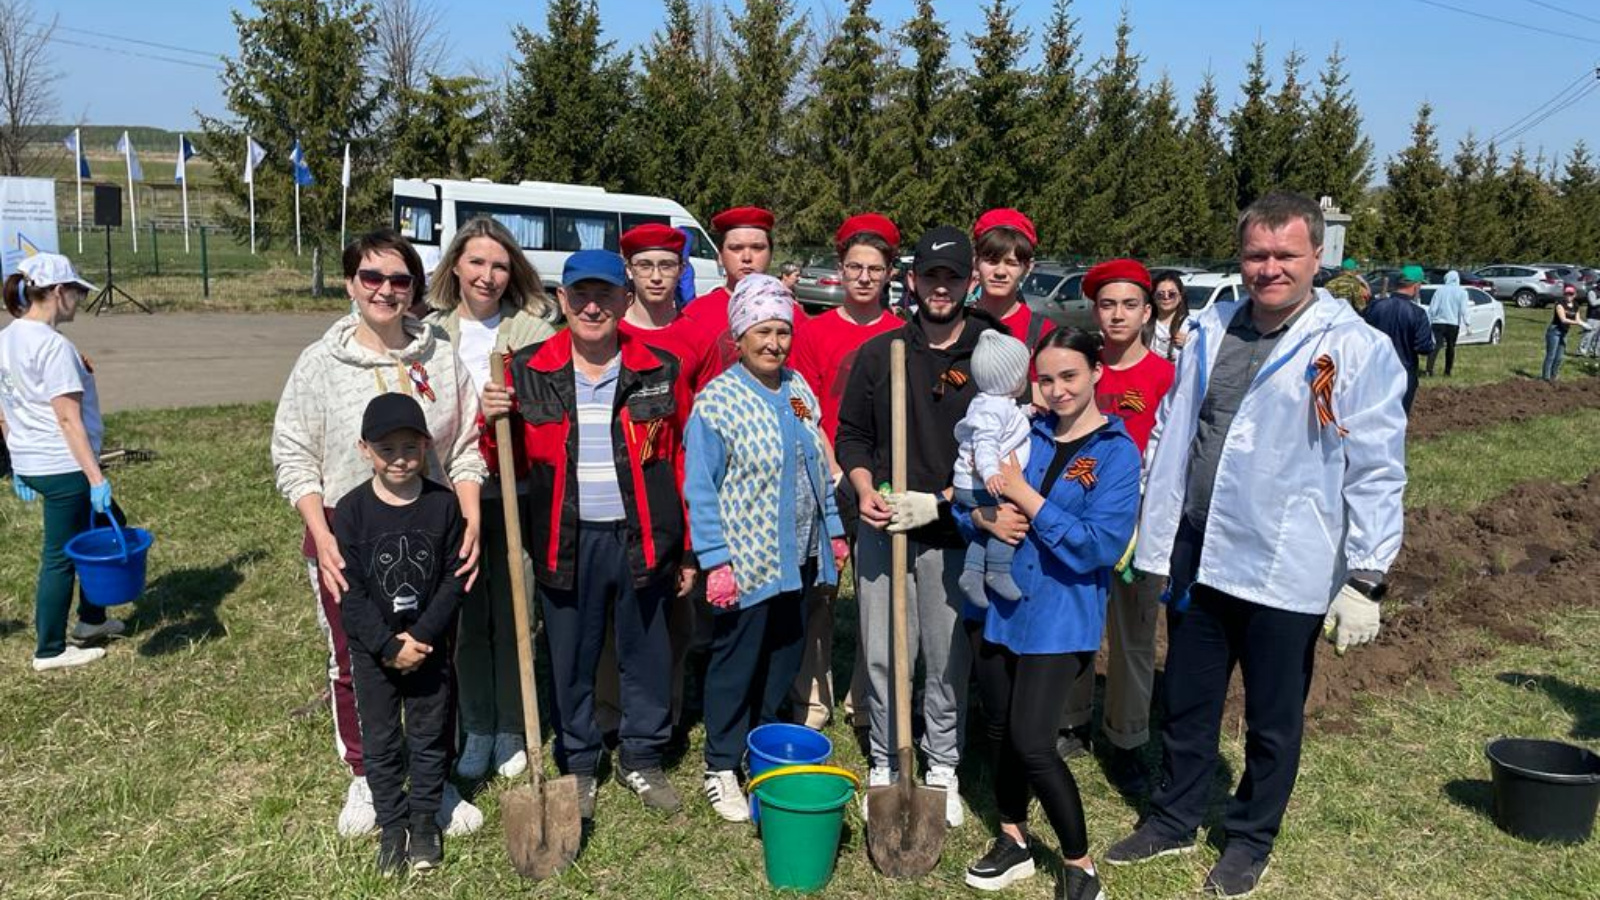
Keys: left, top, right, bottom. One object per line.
{"left": 912, "top": 226, "right": 973, "bottom": 279}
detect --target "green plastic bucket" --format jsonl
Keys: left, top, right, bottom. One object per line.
{"left": 749, "top": 765, "right": 858, "bottom": 893}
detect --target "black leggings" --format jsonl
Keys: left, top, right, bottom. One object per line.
{"left": 973, "top": 638, "right": 1094, "bottom": 859}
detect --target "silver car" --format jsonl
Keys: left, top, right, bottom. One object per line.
{"left": 792, "top": 259, "right": 845, "bottom": 308}
{"left": 1021, "top": 264, "right": 1094, "bottom": 331}
{"left": 1472, "top": 264, "right": 1568, "bottom": 308}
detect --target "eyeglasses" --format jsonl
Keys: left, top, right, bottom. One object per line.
{"left": 841, "top": 262, "right": 889, "bottom": 279}
{"left": 630, "top": 259, "right": 682, "bottom": 276}
{"left": 1154, "top": 290, "right": 1181, "bottom": 300}
{"left": 356, "top": 269, "right": 416, "bottom": 291}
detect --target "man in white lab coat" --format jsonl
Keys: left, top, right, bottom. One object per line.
{"left": 1105, "top": 191, "right": 1408, "bottom": 898}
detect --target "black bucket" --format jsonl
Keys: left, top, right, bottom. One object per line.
{"left": 1485, "top": 738, "right": 1600, "bottom": 844}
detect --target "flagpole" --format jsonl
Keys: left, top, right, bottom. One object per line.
{"left": 247, "top": 135, "right": 256, "bottom": 255}
{"left": 249, "top": 180, "right": 257, "bottom": 255}
{"left": 294, "top": 181, "right": 302, "bottom": 256}
{"left": 339, "top": 143, "right": 349, "bottom": 249}
{"left": 124, "top": 133, "right": 139, "bottom": 254}
{"left": 74, "top": 127, "right": 83, "bottom": 254}
{"left": 180, "top": 136, "right": 191, "bottom": 253}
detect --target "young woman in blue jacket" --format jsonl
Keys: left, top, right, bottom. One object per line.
{"left": 955, "top": 327, "right": 1141, "bottom": 900}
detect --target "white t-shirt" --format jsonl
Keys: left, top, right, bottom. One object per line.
{"left": 0, "top": 320, "right": 103, "bottom": 476}
{"left": 455, "top": 311, "right": 502, "bottom": 395}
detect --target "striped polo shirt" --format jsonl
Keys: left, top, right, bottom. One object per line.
{"left": 574, "top": 358, "right": 625, "bottom": 522}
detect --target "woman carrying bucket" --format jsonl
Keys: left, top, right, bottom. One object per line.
{"left": 684, "top": 273, "right": 849, "bottom": 823}
{"left": 956, "top": 328, "right": 1141, "bottom": 899}
{"left": 0, "top": 253, "right": 126, "bottom": 671}
{"left": 271, "top": 229, "right": 488, "bottom": 840}
{"left": 423, "top": 217, "right": 555, "bottom": 784}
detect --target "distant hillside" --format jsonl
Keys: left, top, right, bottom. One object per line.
{"left": 37, "top": 125, "right": 192, "bottom": 154}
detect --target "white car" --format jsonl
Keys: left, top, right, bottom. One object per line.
{"left": 1181, "top": 273, "right": 1245, "bottom": 311}
{"left": 1418, "top": 284, "right": 1506, "bottom": 345}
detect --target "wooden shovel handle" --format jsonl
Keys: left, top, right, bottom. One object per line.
{"left": 492, "top": 352, "right": 544, "bottom": 788}
{"left": 889, "top": 339, "right": 912, "bottom": 758}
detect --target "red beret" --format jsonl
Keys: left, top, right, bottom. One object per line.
{"left": 835, "top": 213, "right": 901, "bottom": 252}
{"left": 973, "top": 208, "right": 1038, "bottom": 246}
{"left": 620, "top": 223, "right": 685, "bottom": 259}
{"left": 710, "top": 206, "right": 775, "bottom": 234}
{"left": 1082, "top": 258, "right": 1153, "bottom": 300}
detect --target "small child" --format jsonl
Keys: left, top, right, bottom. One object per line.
{"left": 336, "top": 393, "right": 467, "bottom": 875}
{"left": 953, "top": 330, "right": 1033, "bottom": 607}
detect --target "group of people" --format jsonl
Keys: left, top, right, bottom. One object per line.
{"left": 0, "top": 186, "right": 1408, "bottom": 899}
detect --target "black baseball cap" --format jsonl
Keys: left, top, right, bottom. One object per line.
{"left": 912, "top": 226, "right": 973, "bottom": 279}
{"left": 361, "top": 392, "right": 431, "bottom": 441}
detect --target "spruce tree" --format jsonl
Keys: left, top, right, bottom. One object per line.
{"left": 198, "top": 0, "right": 380, "bottom": 251}
{"left": 1068, "top": 12, "right": 1142, "bottom": 257}
{"left": 868, "top": 0, "right": 961, "bottom": 238}
{"left": 1556, "top": 141, "right": 1599, "bottom": 262}
{"left": 628, "top": 0, "right": 714, "bottom": 210}
{"left": 720, "top": 0, "right": 807, "bottom": 216}
{"left": 1377, "top": 102, "right": 1450, "bottom": 262}
{"left": 959, "top": 0, "right": 1032, "bottom": 218}
{"left": 1129, "top": 74, "right": 1206, "bottom": 258}
{"left": 1267, "top": 49, "right": 1308, "bottom": 187}
{"left": 1445, "top": 132, "right": 1506, "bottom": 266}
{"left": 1499, "top": 147, "right": 1554, "bottom": 260}
{"left": 389, "top": 75, "right": 490, "bottom": 181}
{"left": 1186, "top": 73, "right": 1237, "bottom": 259}
{"left": 1026, "top": 0, "right": 1087, "bottom": 254}
{"left": 498, "top": 0, "right": 634, "bottom": 189}
{"left": 1286, "top": 46, "right": 1372, "bottom": 208}
{"left": 1228, "top": 40, "right": 1275, "bottom": 211}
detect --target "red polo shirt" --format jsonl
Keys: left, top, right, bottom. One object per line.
{"left": 1094, "top": 349, "right": 1175, "bottom": 456}
{"left": 790, "top": 307, "right": 904, "bottom": 441}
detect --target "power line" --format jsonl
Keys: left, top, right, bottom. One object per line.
{"left": 1407, "top": 0, "right": 1600, "bottom": 43}
{"left": 1491, "top": 66, "right": 1597, "bottom": 142}
{"left": 1499, "top": 80, "right": 1600, "bottom": 146}
{"left": 42, "top": 35, "right": 223, "bottom": 71}
{"left": 55, "top": 25, "right": 219, "bottom": 59}
{"left": 1522, "top": 0, "right": 1600, "bottom": 28}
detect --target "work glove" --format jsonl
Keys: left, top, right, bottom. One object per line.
{"left": 705, "top": 566, "right": 739, "bottom": 610}
{"left": 884, "top": 491, "right": 940, "bottom": 533}
{"left": 12, "top": 476, "right": 36, "bottom": 503}
{"left": 1323, "top": 580, "right": 1383, "bottom": 654}
{"left": 1114, "top": 528, "right": 1140, "bottom": 585}
{"left": 831, "top": 537, "right": 851, "bottom": 569}
{"left": 89, "top": 481, "right": 113, "bottom": 515}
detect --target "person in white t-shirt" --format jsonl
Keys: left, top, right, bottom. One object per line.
{"left": 0, "top": 254, "right": 124, "bottom": 671}
{"left": 422, "top": 216, "right": 555, "bottom": 782}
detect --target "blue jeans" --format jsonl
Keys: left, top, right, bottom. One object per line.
{"left": 953, "top": 486, "right": 1017, "bottom": 587}
{"left": 1541, "top": 325, "right": 1567, "bottom": 380}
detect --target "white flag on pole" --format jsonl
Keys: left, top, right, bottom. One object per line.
{"left": 118, "top": 131, "right": 142, "bottom": 252}
{"left": 339, "top": 142, "right": 351, "bottom": 249}
{"left": 243, "top": 136, "right": 267, "bottom": 185}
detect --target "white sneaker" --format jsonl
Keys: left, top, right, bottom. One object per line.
{"left": 926, "top": 765, "right": 964, "bottom": 828}
{"left": 337, "top": 776, "right": 377, "bottom": 837}
{"left": 703, "top": 770, "right": 750, "bottom": 823}
{"left": 861, "top": 766, "right": 893, "bottom": 818}
{"left": 70, "top": 619, "right": 125, "bottom": 644}
{"left": 493, "top": 733, "right": 528, "bottom": 779}
{"left": 455, "top": 732, "right": 495, "bottom": 780}
{"left": 436, "top": 782, "right": 484, "bottom": 836}
{"left": 32, "top": 645, "right": 106, "bottom": 671}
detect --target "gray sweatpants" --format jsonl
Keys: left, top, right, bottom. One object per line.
{"left": 855, "top": 525, "right": 971, "bottom": 770}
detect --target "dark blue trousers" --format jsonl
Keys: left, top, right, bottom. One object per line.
{"left": 1145, "top": 584, "right": 1323, "bottom": 861}
{"left": 702, "top": 570, "right": 812, "bottom": 771}
{"left": 539, "top": 522, "right": 672, "bottom": 775}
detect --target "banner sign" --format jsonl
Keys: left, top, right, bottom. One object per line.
{"left": 0, "top": 177, "right": 60, "bottom": 278}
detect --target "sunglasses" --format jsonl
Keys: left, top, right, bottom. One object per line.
{"left": 356, "top": 269, "right": 416, "bottom": 291}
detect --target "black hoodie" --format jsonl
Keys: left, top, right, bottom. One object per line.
{"left": 835, "top": 308, "right": 1005, "bottom": 548}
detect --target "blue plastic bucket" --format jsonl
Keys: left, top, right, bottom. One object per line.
{"left": 746, "top": 723, "right": 831, "bottom": 823}
{"left": 64, "top": 513, "right": 153, "bottom": 607}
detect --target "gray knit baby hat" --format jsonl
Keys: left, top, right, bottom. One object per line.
{"left": 971, "top": 330, "right": 1031, "bottom": 395}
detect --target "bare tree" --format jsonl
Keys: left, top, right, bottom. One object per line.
{"left": 371, "top": 0, "right": 448, "bottom": 109}
{"left": 0, "top": 0, "right": 58, "bottom": 176}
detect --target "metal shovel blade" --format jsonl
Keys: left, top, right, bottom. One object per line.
{"left": 503, "top": 775, "right": 583, "bottom": 880}
{"left": 866, "top": 775, "right": 946, "bottom": 878}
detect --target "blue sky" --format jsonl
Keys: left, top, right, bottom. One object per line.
{"left": 41, "top": 0, "right": 1600, "bottom": 187}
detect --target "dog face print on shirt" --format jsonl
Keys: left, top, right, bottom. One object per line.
{"left": 372, "top": 531, "right": 436, "bottom": 614}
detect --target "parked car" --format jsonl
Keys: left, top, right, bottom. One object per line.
{"left": 1418, "top": 284, "right": 1505, "bottom": 345}
{"left": 1021, "top": 264, "right": 1094, "bottom": 330}
{"left": 1473, "top": 264, "right": 1569, "bottom": 308}
{"left": 792, "top": 258, "right": 845, "bottom": 308}
{"left": 1183, "top": 272, "right": 1245, "bottom": 311}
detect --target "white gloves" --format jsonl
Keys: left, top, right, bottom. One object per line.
{"left": 885, "top": 491, "right": 940, "bottom": 533}
{"left": 1323, "top": 583, "right": 1381, "bottom": 654}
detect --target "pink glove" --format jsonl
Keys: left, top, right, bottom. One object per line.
{"left": 706, "top": 566, "right": 740, "bottom": 609}
{"left": 831, "top": 537, "right": 851, "bottom": 569}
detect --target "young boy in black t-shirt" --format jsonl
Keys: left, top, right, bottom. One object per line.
{"left": 336, "top": 393, "right": 467, "bottom": 874}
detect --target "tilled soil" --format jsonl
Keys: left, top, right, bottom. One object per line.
{"left": 1408, "top": 376, "right": 1600, "bottom": 441}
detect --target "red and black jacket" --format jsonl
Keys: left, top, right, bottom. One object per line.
{"left": 482, "top": 329, "right": 692, "bottom": 591}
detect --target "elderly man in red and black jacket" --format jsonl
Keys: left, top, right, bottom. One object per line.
{"left": 481, "top": 249, "right": 696, "bottom": 821}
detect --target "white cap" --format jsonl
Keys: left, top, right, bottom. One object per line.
{"left": 17, "top": 253, "right": 96, "bottom": 292}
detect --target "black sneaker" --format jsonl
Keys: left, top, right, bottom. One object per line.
{"left": 1056, "top": 866, "right": 1106, "bottom": 900}
{"left": 376, "top": 825, "right": 408, "bottom": 876}
{"left": 1203, "top": 848, "right": 1270, "bottom": 898}
{"left": 1056, "top": 726, "right": 1091, "bottom": 760}
{"left": 1104, "top": 823, "right": 1196, "bottom": 866}
{"left": 617, "top": 763, "right": 682, "bottom": 813}
{"left": 575, "top": 773, "right": 599, "bottom": 820}
{"left": 964, "top": 835, "right": 1036, "bottom": 891}
{"left": 408, "top": 819, "right": 442, "bottom": 871}
{"left": 1105, "top": 746, "right": 1150, "bottom": 797}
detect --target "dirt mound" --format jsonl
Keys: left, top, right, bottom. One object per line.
{"left": 1408, "top": 376, "right": 1600, "bottom": 441}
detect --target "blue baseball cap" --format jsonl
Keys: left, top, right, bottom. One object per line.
{"left": 562, "top": 249, "right": 626, "bottom": 287}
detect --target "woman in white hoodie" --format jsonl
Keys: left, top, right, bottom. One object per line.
{"left": 271, "top": 229, "right": 487, "bottom": 840}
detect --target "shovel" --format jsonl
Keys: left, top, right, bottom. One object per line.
{"left": 490, "top": 352, "right": 583, "bottom": 879}
{"left": 866, "top": 338, "right": 947, "bottom": 878}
